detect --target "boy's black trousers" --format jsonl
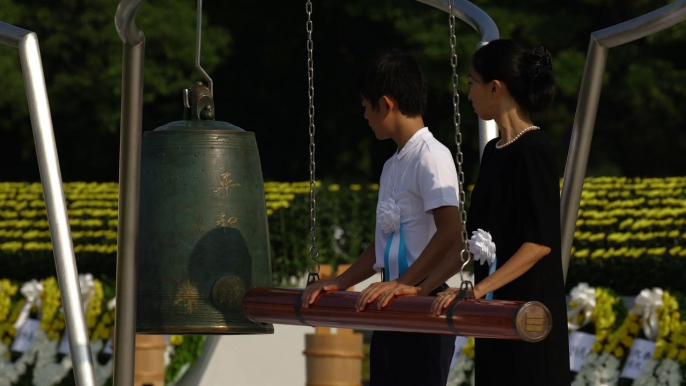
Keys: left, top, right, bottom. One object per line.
{"left": 369, "top": 284, "right": 455, "bottom": 386}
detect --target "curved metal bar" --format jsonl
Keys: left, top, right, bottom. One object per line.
{"left": 416, "top": 0, "right": 500, "bottom": 157}
{"left": 416, "top": 0, "right": 499, "bottom": 48}
{"left": 115, "top": 0, "right": 145, "bottom": 45}
{"left": 593, "top": 0, "right": 686, "bottom": 48}
{"left": 560, "top": 0, "right": 686, "bottom": 281}
{"left": 0, "top": 22, "right": 96, "bottom": 386}
{"left": 0, "top": 22, "right": 29, "bottom": 47}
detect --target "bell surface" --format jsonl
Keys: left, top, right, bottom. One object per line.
{"left": 137, "top": 118, "right": 273, "bottom": 334}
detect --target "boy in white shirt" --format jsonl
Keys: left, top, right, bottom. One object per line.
{"left": 302, "top": 49, "right": 462, "bottom": 386}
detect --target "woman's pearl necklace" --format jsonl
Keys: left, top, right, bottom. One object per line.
{"left": 495, "top": 125, "right": 540, "bottom": 149}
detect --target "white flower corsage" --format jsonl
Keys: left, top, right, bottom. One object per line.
{"left": 377, "top": 198, "right": 401, "bottom": 234}
{"left": 467, "top": 229, "right": 496, "bottom": 266}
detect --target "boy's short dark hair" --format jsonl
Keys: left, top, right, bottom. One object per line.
{"left": 356, "top": 49, "right": 427, "bottom": 117}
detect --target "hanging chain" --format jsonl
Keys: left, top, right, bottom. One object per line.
{"left": 306, "top": 0, "right": 320, "bottom": 285}
{"left": 449, "top": 0, "right": 471, "bottom": 283}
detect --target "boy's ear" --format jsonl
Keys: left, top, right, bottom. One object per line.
{"left": 381, "top": 95, "right": 396, "bottom": 112}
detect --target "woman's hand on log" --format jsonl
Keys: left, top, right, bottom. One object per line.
{"left": 301, "top": 278, "right": 342, "bottom": 308}
{"left": 377, "top": 284, "right": 421, "bottom": 309}
{"left": 430, "top": 287, "right": 461, "bottom": 315}
{"left": 356, "top": 281, "right": 401, "bottom": 311}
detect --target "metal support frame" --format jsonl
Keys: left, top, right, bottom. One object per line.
{"left": 0, "top": 22, "right": 95, "bottom": 386}
{"left": 560, "top": 0, "right": 686, "bottom": 281}
{"left": 416, "top": 0, "right": 500, "bottom": 157}
{"left": 108, "top": 1, "right": 497, "bottom": 382}
{"left": 113, "top": 1, "right": 145, "bottom": 385}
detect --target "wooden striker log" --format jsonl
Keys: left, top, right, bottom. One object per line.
{"left": 243, "top": 287, "right": 551, "bottom": 342}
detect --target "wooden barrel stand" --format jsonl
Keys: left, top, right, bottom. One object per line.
{"left": 304, "top": 329, "right": 363, "bottom": 386}
{"left": 134, "top": 334, "right": 166, "bottom": 386}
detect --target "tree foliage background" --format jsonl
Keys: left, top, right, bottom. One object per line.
{"left": 1, "top": 0, "right": 685, "bottom": 184}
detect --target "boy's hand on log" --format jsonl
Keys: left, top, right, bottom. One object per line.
{"left": 377, "top": 284, "right": 421, "bottom": 309}
{"left": 301, "top": 278, "right": 343, "bottom": 308}
{"left": 356, "top": 281, "right": 400, "bottom": 311}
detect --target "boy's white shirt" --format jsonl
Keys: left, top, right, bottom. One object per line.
{"left": 374, "top": 127, "right": 460, "bottom": 281}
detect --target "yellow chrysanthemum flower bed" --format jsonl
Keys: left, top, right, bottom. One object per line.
{"left": 574, "top": 177, "right": 686, "bottom": 260}
{"left": 2, "top": 178, "right": 684, "bottom": 253}
{"left": 1, "top": 177, "right": 685, "bottom": 289}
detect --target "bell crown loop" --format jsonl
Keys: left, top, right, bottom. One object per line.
{"left": 183, "top": 81, "right": 216, "bottom": 122}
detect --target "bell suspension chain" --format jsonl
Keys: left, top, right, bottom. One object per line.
{"left": 449, "top": 0, "right": 471, "bottom": 284}
{"left": 306, "top": 0, "right": 320, "bottom": 285}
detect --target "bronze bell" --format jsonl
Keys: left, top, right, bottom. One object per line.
{"left": 136, "top": 82, "right": 273, "bottom": 334}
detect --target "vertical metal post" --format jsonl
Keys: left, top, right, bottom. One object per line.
{"left": 477, "top": 117, "right": 498, "bottom": 159}
{"left": 560, "top": 41, "right": 608, "bottom": 281}
{"left": 0, "top": 22, "right": 96, "bottom": 386}
{"left": 113, "top": 1, "right": 145, "bottom": 384}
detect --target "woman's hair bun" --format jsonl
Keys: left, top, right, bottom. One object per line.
{"left": 524, "top": 46, "right": 553, "bottom": 80}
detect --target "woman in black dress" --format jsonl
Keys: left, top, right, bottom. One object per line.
{"left": 450, "top": 39, "right": 570, "bottom": 385}
{"left": 387, "top": 39, "right": 570, "bottom": 385}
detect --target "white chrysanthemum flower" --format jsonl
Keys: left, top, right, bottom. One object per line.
{"left": 573, "top": 352, "right": 601, "bottom": 386}
{"left": 165, "top": 343, "right": 176, "bottom": 367}
{"left": 32, "top": 337, "right": 66, "bottom": 386}
{"left": 0, "top": 329, "right": 46, "bottom": 386}
{"left": 377, "top": 198, "right": 401, "bottom": 234}
{"left": 89, "top": 340, "right": 115, "bottom": 386}
{"left": 446, "top": 355, "right": 473, "bottom": 386}
{"left": 595, "top": 354, "right": 621, "bottom": 386}
{"left": 634, "top": 359, "right": 658, "bottom": 385}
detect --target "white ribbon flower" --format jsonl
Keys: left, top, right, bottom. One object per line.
{"left": 107, "top": 297, "right": 116, "bottom": 311}
{"left": 634, "top": 287, "right": 663, "bottom": 341}
{"left": 13, "top": 279, "right": 44, "bottom": 329}
{"left": 79, "top": 273, "right": 95, "bottom": 311}
{"left": 567, "top": 282, "right": 596, "bottom": 330}
{"left": 377, "top": 198, "right": 401, "bottom": 234}
{"left": 467, "top": 229, "right": 496, "bottom": 266}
